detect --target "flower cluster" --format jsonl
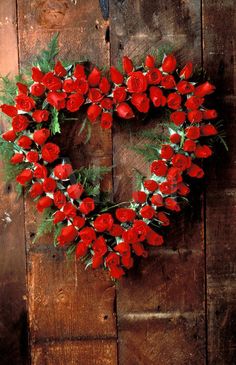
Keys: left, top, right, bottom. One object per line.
{"left": 0, "top": 52, "right": 218, "bottom": 279}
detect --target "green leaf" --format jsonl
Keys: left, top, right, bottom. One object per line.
{"left": 33, "top": 208, "right": 54, "bottom": 243}
{"left": 34, "top": 33, "right": 59, "bottom": 73}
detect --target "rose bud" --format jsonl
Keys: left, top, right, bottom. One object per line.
{"left": 116, "top": 208, "right": 136, "bottom": 222}
{"left": 32, "top": 67, "right": 44, "bottom": 82}
{"left": 87, "top": 104, "right": 102, "bottom": 122}
{"left": 54, "top": 164, "right": 72, "bottom": 179}
{"left": 53, "top": 190, "right": 66, "bottom": 208}
{"left": 2, "top": 129, "right": 17, "bottom": 142}
{"left": 110, "top": 66, "right": 124, "bottom": 85}
{"left": 167, "top": 93, "right": 182, "bottom": 110}
{"left": 145, "top": 54, "right": 155, "bottom": 68}
{"left": 47, "top": 91, "right": 67, "bottom": 110}
{"left": 29, "top": 182, "right": 44, "bottom": 199}
{"left": 179, "top": 62, "right": 193, "bottom": 79}
{"left": 34, "top": 163, "right": 48, "bottom": 179}
{"left": 1, "top": 104, "right": 17, "bottom": 117}
{"left": 42, "top": 177, "right": 57, "bottom": 192}
{"left": 202, "top": 109, "right": 218, "bottom": 120}
{"left": 11, "top": 153, "right": 24, "bottom": 164}
{"left": 73, "top": 216, "right": 85, "bottom": 229}
{"left": 42, "top": 72, "right": 62, "bottom": 91}
{"left": 140, "top": 205, "right": 156, "bottom": 219}
{"left": 151, "top": 194, "right": 163, "bottom": 207}
{"left": 79, "top": 227, "right": 96, "bottom": 244}
{"left": 185, "top": 96, "right": 204, "bottom": 110}
{"left": 132, "top": 191, "right": 147, "bottom": 204}
{"left": 67, "top": 183, "right": 84, "bottom": 199}
{"left": 131, "top": 93, "right": 150, "bottom": 113}
{"left": 183, "top": 139, "right": 196, "bottom": 152}
{"left": 37, "top": 196, "right": 53, "bottom": 212}
{"left": 54, "top": 61, "right": 67, "bottom": 77}
{"left": 170, "top": 133, "right": 181, "bottom": 144}
{"left": 63, "top": 79, "right": 75, "bottom": 93}
{"left": 143, "top": 179, "right": 159, "bottom": 192}
{"left": 167, "top": 167, "right": 182, "bottom": 184}
{"left": 172, "top": 154, "right": 191, "bottom": 171}
{"left": 74, "top": 64, "right": 86, "bottom": 79}
{"left": 187, "top": 163, "right": 204, "bottom": 178}
{"left": 149, "top": 86, "right": 165, "bottom": 107}
{"left": 161, "top": 75, "right": 176, "bottom": 89}
{"left": 194, "top": 81, "right": 215, "bottom": 97}
{"left": 76, "top": 241, "right": 89, "bottom": 258}
{"left": 150, "top": 160, "right": 168, "bottom": 176}
{"left": 146, "top": 229, "right": 163, "bottom": 246}
{"left": 165, "top": 197, "right": 180, "bottom": 212}
{"left": 162, "top": 54, "right": 177, "bottom": 73}
{"left": 100, "top": 97, "right": 113, "bottom": 110}
{"left": 116, "top": 103, "right": 134, "bottom": 119}
{"left": 12, "top": 115, "right": 29, "bottom": 132}
{"left": 113, "top": 86, "right": 127, "bottom": 103}
{"left": 159, "top": 181, "right": 177, "bottom": 195}
{"left": 66, "top": 93, "right": 84, "bottom": 112}
{"left": 146, "top": 68, "right": 162, "bottom": 85}
{"left": 26, "top": 151, "right": 39, "bottom": 163}
{"left": 99, "top": 77, "right": 110, "bottom": 94}
{"left": 74, "top": 78, "right": 89, "bottom": 95}
{"left": 63, "top": 202, "right": 77, "bottom": 218}
{"left": 177, "top": 80, "right": 194, "bottom": 95}
{"left": 101, "top": 112, "right": 113, "bottom": 129}
{"left": 17, "top": 135, "right": 32, "bottom": 150}
{"left": 16, "top": 169, "right": 33, "bottom": 185}
{"left": 41, "top": 143, "right": 60, "bottom": 163}
{"left": 177, "top": 183, "right": 190, "bottom": 196}
{"left": 200, "top": 124, "right": 217, "bottom": 136}
{"left": 170, "top": 111, "right": 186, "bottom": 126}
{"left": 53, "top": 211, "right": 66, "bottom": 224}
{"left": 122, "top": 56, "right": 133, "bottom": 74}
{"left": 16, "top": 82, "right": 28, "bottom": 95}
{"left": 58, "top": 225, "right": 78, "bottom": 246}
{"left": 32, "top": 110, "right": 49, "bottom": 123}
{"left": 156, "top": 212, "right": 170, "bottom": 226}
{"left": 127, "top": 71, "right": 147, "bottom": 93}
{"left": 88, "top": 88, "right": 103, "bottom": 103}
{"left": 88, "top": 67, "right": 101, "bottom": 87}
{"left": 188, "top": 110, "right": 202, "bottom": 123}
{"left": 195, "top": 145, "right": 212, "bottom": 158}
{"left": 15, "top": 94, "right": 35, "bottom": 112}
{"left": 33, "top": 128, "right": 50, "bottom": 145}
{"left": 109, "top": 224, "right": 124, "bottom": 237}
{"left": 94, "top": 213, "right": 114, "bottom": 232}
{"left": 79, "top": 197, "right": 95, "bottom": 215}
{"left": 160, "top": 145, "right": 174, "bottom": 159}
{"left": 31, "top": 83, "right": 46, "bottom": 97}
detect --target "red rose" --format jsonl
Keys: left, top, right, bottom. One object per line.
{"left": 200, "top": 124, "right": 217, "bottom": 136}
{"left": 105, "top": 252, "right": 125, "bottom": 279}
{"left": 54, "top": 164, "right": 72, "bottom": 179}
{"left": 76, "top": 242, "right": 89, "bottom": 258}
{"left": 185, "top": 126, "right": 200, "bottom": 140}
{"left": 143, "top": 179, "right": 159, "bottom": 192}
{"left": 131, "top": 93, "right": 150, "bottom": 113}
{"left": 122, "top": 228, "right": 138, "bottom": 244}
{"left": 101, "top": 112, "right": 113, "bottom": 129}
{"left": 165, "top": 197, "right": 180, "bottom": 212}
{"left": 145, "top": 54, "right": 155, "bottom": 68}
{"left": 151, "top": 194, "right": 163, "bottom": 207}
{"left": 79, "top": 227, "right": 96, "bottom": 244}
{"left": 12, "top": 115, "right": 29, "bottom": 132}
{"left": 11, "top": 153, "right": 24, "bottom": 164}
{"left": 132, "top": 191, "right": 147, "bottom": 204}
{"left": 74, "top": 64, "right": 86, "bottom": 79}
{"left": 109, "top": 224, "right": 124, "bottom": 237}
{"left": 161, "top": 75, "right": 176, "bottom": 89}
{"left": 33, "top": 128, "right": 50, "bottom": 145}
{"left": 94, "top": 213, "right": 114, "bottom": 232}
{"left": 53, "top": 190, "right": 66, "bottom": 208}
{"left": 133, "top": 220, "right": 149, "bottom": 241}
{"left": 63, "top": 202, "right": 77, "bottom": 218}
{"left": 88, "top": 88, "right": 103, "bottom": 103}
{"left": 149, "top": 87, "right": 166, "bottom": 107}
{"left": 73, "top": 216, "right": 85, "bottom": 228}
{"left": 2, "top": 130, "right": 17, "bottom": 142}
{"left": 140, "top": 205, "right": 155, "bottom": 219}
{"left": 122, "top": 56, "right": 133, "bottom": 74}
{"left": 127, "top": 71, "right": 147, "bottom": 93}
{"left": 42, "top": 177, "right": 57, "bottom": 192}
{"left": 88, "top": 67, "right": 101, "bottom": 87}
{"left": 116, "top": 208, "right": 136, "bottom": 222}
{"left": 15, "top": 94, "right": 35, "bottom": 112}
{"left": 179, "top": 62, "right": 193, "bottom": 79}
{"left": 146, "top": 229, "right": 163, "bottom": 246}
{"left": 110, "top": 66, "right": 124, "bottom": 84}
{"left": 16, "top": 82, "right": 27, "bottom": 94}
{"left": 42, "top": 72, "right": 62, "bottom": 90}
{"left": 167, "top": 93, "right": 182, "bottom": 110}
{"left": 116, "top": 103, "right": 134, "bottom": 119}
{"left": 187, "top": 163, "right": 204, "bottom": 178}
{"left": 37, "top": 196, "right": 53, "bottom": 212}
{"left": 170, "top": 111, "right": 186, "bottom": 126}
{"left": 41, "top": 141, "right": 59, "bottom": 163}
{"left": 47, "top": 91, "right": 67, "bottom": 110}
{"left": 177, "top": 80, "right": 194, "bottom": 95}
{"left": 16, "top": 169, "right": 33, "bottom": 185}
{"left": 172, "top": 153, "right": 191, "bottom": 171}
{"left": 58, "top": 225, "right": 78, "bottom": 246}
{"left": 1, "top": 104, "right": 17, "bottom": 117}
{"left": 194, "top": 82, "right": 215, "bottom": 97}
{"left": 113, "top": 87, "right": 127, "bottom": 103}
{"left": 167, "top": 167, "right": 182, "bottom": 184}
{"left": 115, "top": 242, "right": 133, "bottom": 269}
{"left": 30, "top": 83, "right": 45, "bottom": 97}
{"left": 79, "top": 197, "right": 95, "bottom": 215}
{"left": 185, "top": 96, "right": 204, "bottom": 110}
{"left": 99, "top": 77, "right": 110, "bottom": 94}
{"left": 34, "top": 163, "right": 48, "bottom": 179}
{"left": 30, "top": 182, "right": 44, "bottom": 199}
{"left": 159, "top": 181, "right": 177, "bottom": 195}
{"left": 156, "top": 212, "right": 170, "bottom": 226}
{"left": 66, "top": 93, "right": 84, "bottom": 112}
{"left": 63, "top": 79, "right": 75, "bottom": 93}
{"left": 32, "top": 110, "right": 49, "bottom": 123}
{"left": 183, "top": 139, "right": 196, "bottom": 152}
{"left": 92, "top": 237, "right": 108, "bottom": 268}
{"left": 160, "top": 145, "right": 174, "bottom": 159}
{"left": 53, "top": 211, "right": 66, "bottom": 224}
{"left": 146, "top": 68, "right": 162, "bottom": 85}
{"left": 18, "top": 135, "right": 32, "bottom": 149}
{"left": 162, "top": 54, "right": 177, "bottom": 73}
{"left": 26, "top": 151, "right": 39, "bottom": 163}
{"left": 67, "top": 183, "right": 84, "bottom": 199}
{"left": 203, "top": 109, "right": 217, "bottom": 120}
{"left": 177, "top": 183, "right": 190, "bottom": 196}
{"left": 87, "top": 104, "right": 102, "bottom": 122}
{"left": 150, "top": 160, "right": 168, "bottom": 176}
{"left": 54, "top": 61, "right": 67, "bottom": 77}
{"left": 100, "top": 98, "right": 113, "bottom": 110}
{"left": 170, "top": 133, "right": 181, "bottom": 144}
{"left": 195, "top": 145, "right": 212, "bottom": 158}
{"left": 32, "top": 67, "right": 44, "bottom": 82}
{"left": 188, "top": 110, "right": 202, "bottom": 123}
{"left": 74, "top": 78, "right": 89, "bottom": 94}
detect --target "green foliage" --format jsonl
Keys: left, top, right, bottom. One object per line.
{"left": 0, "top": 138, "right": 26, "bottom": 183}
{"left": 78, "top": 118, "right": 91, "bottom": 144}
{"left": 34, "top": 33, "right": 59, "bottom": 73}
{"left": 76, "top": 165, "right": 111, "bottom": 197}
{"left": 33, "top": 208, "right": 54, "bottom": 243}
{"left": 133, "top": 168, "right": 146, "bottom": 189}
{"left": 149, "top": 43, "right": 173, "bottom": 66}
{"left": 50, "top": 107, "right": 61, "bottom": 135}
{"left": 0, "top": 75, "right": 18, "bottom": 105}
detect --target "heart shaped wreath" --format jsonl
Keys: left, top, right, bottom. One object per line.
{"left": 0, "top": 36, "right": 222, "bottom": 280}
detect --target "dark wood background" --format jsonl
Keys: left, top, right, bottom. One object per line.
{"left": 0, "top": 1, "right": 235, "bottom": 364}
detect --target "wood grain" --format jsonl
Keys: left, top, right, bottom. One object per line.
{"left": 0, "top": 1, "right": 28, "bottom": 364}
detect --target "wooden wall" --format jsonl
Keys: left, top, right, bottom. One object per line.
{"left": 0, "top": 1, "right": 235, "bottom": 364}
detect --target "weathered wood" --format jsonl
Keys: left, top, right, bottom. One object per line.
{"left": 0, "top": 1, "right": 28, "bottom": 364}
{"left": 203, "top": 1, "right": 236, "bottom": 362}
{"left": 17, "top": 1, "right": 116, "bottom": 364}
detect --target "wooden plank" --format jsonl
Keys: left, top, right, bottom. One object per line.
{"left": 16, "top": 1, "right": 116, "bottom": 363}
{"left": 0, "top": 1, "right": 28, "bottom": 364}
{"left": 110, "top": 1, "right": 206, "bottom": 363}
{"left": 203, "top": 2, "right": 236, "bottom": 362}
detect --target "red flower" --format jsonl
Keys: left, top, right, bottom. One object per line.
{"left": 88, "top": 88, "right": 103, "bottom": 103}
{"left": 101, "top": 112, "right": 113, "bottom": 129}
{"left": 195, "top": 145, "right": 212, "bottom": 158}
{"left": 165, "top": 197, "right": 180, "bottom": 212}
{"left": 11, "top": 153, "right": 24, "bottom": 164}
{"left": 133, "top": 220, "right": 149, "bottom": 241}
{"left": 53, "top": 190, "right": 66, "bottom": 208}
{"left": 67, "top": 183, "right": 84, "bottom": 199}
{"left": 185, "top": 96, "right": 204, "bottom": 110}
{"left": 170, "top": 111, "right": 186, "bottom": 126}
{"left": 132, "top": 191, "right": 147, "bottom": 204}
{"left": 146, "top": 229, "right": 163, "bottom": 246}
{"left": 26, "top": 151, "right": 39, "bottom": 163}
{"left": 203, "top": 109, "right": 217, "bottom": 120}
{"left": 66, "top": 93, "right": 84, "bottom": 112}
{"left": 63, "top": 202, "right": 77, "bottom": 218}
{"left": 151, "top": 194, "right": 163, "bottom": 207}
{"left": 167, "top": 93, "right": 182, "bottom": 110}
{"left": 32, "top": 67, "right": 44, "bottom": 82}
{"left": 2, "top": 130, "right": 17, "bottom": 142}
{"left": 12, "top": 115, "right": 29, "bottom": 132}
{"left": 74, "top": 78, "right": 89, "bottom": 94}
{"left": 34, "top": 163, "right": 48, "bottom": 179}
{"left": 127, "top": 71, "right": 147, "bottom": 93}
{"left": 122, "top": 56, "right": 133, "bottom": 74}
{"left": 194, "top": 82, "right": 215, "bottom": 97}
{"left": 54, "top": 164, "right": 72, "bottom": 179}
{"left": 113, "top": 87, "right": 127, "bottom": 103}
{"left": 37, "top": 196, "right": 53, "bottom": 212}
{"left": 150, "top": 160, "right": 168, "bottom": 176}
{"left": 162, "top": 54, "right": 177, "bottom": 73}
{"left": 30, "top": 182, "right": 44, "bottom": 199}
{"left": 170, "top": 133, "right": 181, "bottom": 144}
{"left": 54, "top": 61, "right": 67, "bottom": 77}
{"left": 115, "top": 242, "right": 133, "bottom": 268}
{"left": 16, "top": 169, "right": 33, "bottom": 185}
{"left": 110, "top": 66, "right": 124, "bottom": 84}
{"left": 145, "top": 54, "right": 155, "bottom": 68}
{"left": 33, "top": 128, "right": 50, "bottom": 145}
{"left": 76, "top": 242, "right": 89, "bottom": 258}
{"left": 88, "top": 67, "right": 101, "bottom": 87}
{"left": 140, "top": 205, "right": 155, "bottom": 219}
{"left": 94, "top": 213, "right": 114, "bottom": 232}
{"left": 15, "top": 94, "right": 35, "bottom": 112}
{"left": 161, "top": 75, "right": 176, "bottom": 89}
{"left": 87, "top": 104, "right": 102, "bottom": 122}
{"left": 146, "top": 68, "right": 162, "bottom": 85}
{"left": 188, "top": 110, "right": 202, "bottom": 123}
{"left": 58, "top": 225, "right": 78, "bottom": 246}
{"left": 172, "top": 153, "right": 191, "bottom": 171}
{"left": 32, "top": 110, "right": 49, "bottom": 123}
{"left": 79, "top": 197, "right": 95, "bottom": 215}
{"left": 177, "top": 183, "right": 190, "bottom": 196}
{"left": 53, "top": 211, "right": 66, "bottom": 224}
{"left": 109, "top": 224, "right": 124, "bottom": 237}
{"left": 105, "top": 252, "right": 125, "bottom": 279}
{"left": 116, "top": 103, "right": 134, "bottom": 119}
{"left": 73, "top": 216, "right": 85, "bottom": 228}
{"left": 185, "top": 126, "right": 200, "bottom": 140}
{"left": 187, "top": 163, "right": 204, "bottom": 178}
{"left": 131, "top": 93, "right": 150, "bottom": 113}
{"left": 177, "top": 80, "right": 194, "bottom": 95}
{"left": 63, "top": 79, "right": 75, "bottom": 93}
{"left": 160, "top": 145, "right": 174, "bottom": 159}
{"left": 18, "top": 135, "right": 32, "bottom": 149}
{"left": 42, "top": 72, "right": 62, "bottom": 90}
{"left": 42, "top": 177, "right": 57, "bottom": 192}
{"left": 143, "top": 179, "right": 159, "bottom": 192}
{"left": 156, "top": 212, "right": 170, "bottom": 226}
{"left": 92, "top": 236, "right": 107, "bottom": 268}
{"left": 15, "top": 82, "right": 27, "bottom": 94}
{"left": 47, "top": 91, "right": 67, "bottom": 110}
{"left": 183, "top": 139, "right": 196, "bottom": 152}
{"left": 116, "top": 208, "right": 136, "bottom": 222}
{"left": 74, "top": 64, "right": 86, "bottom": 79}
{"left": 159, "top": 181, "right": 177, "bottom": 195}
{"left": 1, "top": 104, "right": 17, "bottom": 117}
{"left": 200, "top": 124, "right": 217, "bottom": 136}
{"left": 101, "top": 98, "right": 113, "bottom": 110}
{"left": 79, "top": 227, "right": 96, "bottom": 244}
{"left": 31, "top": 83, "right": 45, "bottom": 97}
{"left": 167, "top": 167, "right": 182, "bottom": 184}
{"left": 98, "top": 77, "right": 110, "bottom": 94}
{"left": 179, "top": 62, "right": 193, "bottom": 79}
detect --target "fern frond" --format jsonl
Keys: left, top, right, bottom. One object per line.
{"left": 34, "top": 33, "right": 59, "bottom": 72}
{"left": 33, "top": 208, "right": 54, "bottom": 243}
{"left": 50, "top": 107, "right": 61, "bottom": 135}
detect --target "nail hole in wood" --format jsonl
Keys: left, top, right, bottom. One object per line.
{"left": 105, "top": 25, "right": 110, "bottom": 43}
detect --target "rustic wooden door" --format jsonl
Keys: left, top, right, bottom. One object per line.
{"left": 0, "top": 1, "right": 235, "bottom": 364}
